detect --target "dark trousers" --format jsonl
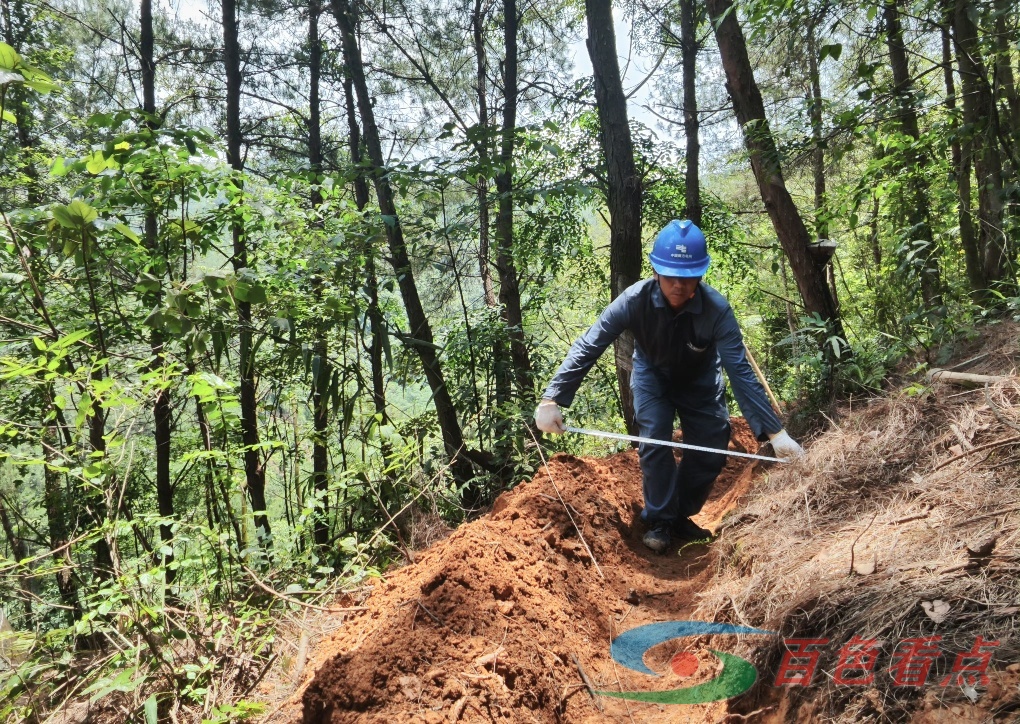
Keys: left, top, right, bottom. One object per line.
{"left": 631, "top": 367, "right": 731, "bottom": 524}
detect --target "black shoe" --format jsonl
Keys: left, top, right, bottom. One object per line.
{"left": 673, "top": 517, "right": 712, "bottom": 540}
{"left": 642, "top": 524, "right": 671, "bottom": 553}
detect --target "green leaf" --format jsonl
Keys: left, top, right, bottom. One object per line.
{"left": 85, "top": 151, "right": 107, "bottom": 174}
{"left": 144, "top": 695, "right": 158, "bottom": 724}
{"left": 202, "top": 270, "right": 228, "bottom": 289}
{"left": 53, "top": 199, "right": 97, "bottom": 230}
{"left": 51, "top": 205, "right": 74, "bottom": 228}
{"left": 1, "top": 108, "right": 15, "bottom": 124}
{"left": 0, "top": 43, "right": 20, "bottom": 70}
{"left": 113, "top": 223, "right": 139, "bottom": 242}
{"left": 234, "top": 280, "right": 267, "bottom": 304}
{"left": 819, "top": 43, "right": 842, "bottom": 62}
{"left": 134, "top": 273, "right": 160, "bottom": 294}
{"left": 143, "top": 308, "right": 165, "bottom": 329}
{"left": 20, "top": 66, "right": 56, "bottom": 93}
{"left": 83, "top": 667, "right": 140, "bottom": 702}
{"left": 67, "top": 199, "right": 98, "bottom": 224}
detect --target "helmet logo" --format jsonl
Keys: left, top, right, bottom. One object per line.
{"left": 676, "top": 244, "right": 687, "bottom": 253}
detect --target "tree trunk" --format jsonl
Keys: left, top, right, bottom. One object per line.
{"left": 883, "top": 0, "right": 942, "bottom": 311}
{"left": 680, "top": 0, "right": 701, "bottom": 226}
{"left": 0, "top": 490, "right": 32, "bottom": 618}
{"left": 993, "top": 0, "right": 1019, "bottom": 268}
{"left": 706, "top": 0, "right": 845, "bottom": 350}
{"left": 140, "top": 0, "right": 176, "bottom": 588}
{"left": 472, "top": 0, "right": 497, "bottom": 309}
{"left": 81, "top": 245, "right": 115, "bottom": 581}
{"left": 806, "top": 22, "right": 827, "bottom": 241}
{"left": 222, "top": 0, "right": 271, "bottom": 544}
{"left": 585, "top": 0, "right": 642, "bottom": 435}
{"left": 494, "top": 0, "right": 533, "bottom": 405}
{"left": 472, "top": 0, "right": 513, "bottom": 418}
{"left": 341, "top": 71, "right": 385, "bottom": 430}
{"left": 332, "top": 0, "right": 475, "bottom": 488}
{"left": 308, "top": 0, "right": 329, "bottom": 552}
{"left": 953, "top": 0, "right": 1010, "bottom": 297}
{"left": 941, "top": 15, "right": 982, "bottom": 294}
{"left": 993, "top": 0, "right": 1019, "bottom": 154}
{"left": 43, "top": 419, "right": 80, "bottom": 624}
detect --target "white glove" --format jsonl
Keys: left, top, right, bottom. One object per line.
{"left": 769, "top": 429, "right": 804, "bottom": 461}
{"left": 534, "top": 399, "right": 566, "bottom": 434}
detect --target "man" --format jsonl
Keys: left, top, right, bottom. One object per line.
{"left": 534, "top": 220, "right": 804, "bottom": 553}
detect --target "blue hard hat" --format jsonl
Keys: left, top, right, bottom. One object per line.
{"left": 649, "top": 219, "right": 710, "bottom": 277}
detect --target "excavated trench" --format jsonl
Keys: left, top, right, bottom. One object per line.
{"left": 296, "top": 419, "right": 763, "bottom": 723}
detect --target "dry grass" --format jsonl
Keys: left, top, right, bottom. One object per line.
{"left": 698, "top": 372, "right": 1020, "bottom": 720}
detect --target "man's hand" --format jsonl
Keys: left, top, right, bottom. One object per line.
{"left": 534, "top": 399, "right": 566, "bottom": 434}
{"left": 769, "top": 429, "right": 804, "bottom": 461}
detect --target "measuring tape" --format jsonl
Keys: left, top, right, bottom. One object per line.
{"left": 565, "top": 426, "right": 787, "bottom": 463}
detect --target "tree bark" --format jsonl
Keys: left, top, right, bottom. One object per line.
{"left": 941, "top": 15, "right": 982, "bottom": 294}
{"left": 993, "top": 0, "right": 1019, "bottom": 154}
{"left": 341, "top": 71, "right": 385, "bottom": 428}
{"left": 493, "top": 0, "right": 533, "bottom": 404}
{"left": 680, "top": 0, "right": 701, "bottom": 226}
{"left": 953, "top": 0, "right": 1009, "bottom": 298}
{"left": 140, "top": 0, "right": 176, "bottom": 588}
{"left": 308, "top": 0, "right": 329, "bottom": 552}
{"left": 0, "top": 490, "right": 32, "bottom": 618}
{"left": 706, "top": 0, "right": 845, "bottom": 349}
{"left": 585, "top": 0, "right": 642, "bottom": 435}
{"left": 472, "top": 0, "right": 497, "bottom": 309}
{"left": 222, "top": 0, "right": 271, "bottom": 544}
{"left": 332, "top": 0, "right": 475, "bottom": 489}
{"left": 806, "top": 21, "right": 827, "bottom": 241}
{"left": 883, "top": 0, "right": 942, "bottom": 311}
{"left": 43, "top": 419, "right": 80, "bottom": 624}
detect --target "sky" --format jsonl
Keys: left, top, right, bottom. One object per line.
{"left": 569, "top": 10, "right": 659, "bottom": 130}
{"left": 165, "top": 0, "right": 657, "bottom": 126}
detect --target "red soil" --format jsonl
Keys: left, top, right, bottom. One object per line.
{"left": 295, "top": 419, "right": 763, "bottom": 723}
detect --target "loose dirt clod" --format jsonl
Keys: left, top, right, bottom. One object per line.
{"left": 260, "top": 325, "right": 1020, "bottom": 723}
{"left": 288, "top": 419, "right": 760, "bottom": 724}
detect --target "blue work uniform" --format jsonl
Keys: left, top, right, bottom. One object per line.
{"left": 541, "top": 278, "right": 783, "bottom": 525}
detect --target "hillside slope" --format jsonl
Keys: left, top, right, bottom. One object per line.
{"left": 265, "top": 324, "right": 1020, "bottom": 723}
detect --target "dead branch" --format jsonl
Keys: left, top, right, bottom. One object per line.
{"left": 570, "top": 654, "right": 603, "bottom": 712}
{"left": 932, "top": 435, "right": 1020, "bottom": 470}
{"left": 242, "top": 566, "right": 368, "bottom": 614}
{"left": 927, "top": 369, "right": 1011, "bottom": 387}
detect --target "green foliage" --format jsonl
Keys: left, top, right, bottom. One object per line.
{"left": 2, "top": 0, "right": 1019, "bottom": 719}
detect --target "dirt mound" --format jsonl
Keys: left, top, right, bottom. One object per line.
{"left": 268, "top": 324, "right": 1020, "bottom": 724}
{"left": 294, "top": 419, "right": 761, "bottom": 723}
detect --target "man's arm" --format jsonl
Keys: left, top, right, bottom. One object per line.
{"left": 540, "top": 291, "right": 634, "bottom": 408}
{"left": 713, "top": 307, "right": 785, "bottom": 440}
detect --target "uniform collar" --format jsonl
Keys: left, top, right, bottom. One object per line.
{"left": 650, "top": 277, "right": 704, "bottom": 315}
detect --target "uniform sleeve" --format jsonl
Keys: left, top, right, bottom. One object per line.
{"left": 714, "top": 306, "right": 784, "bottom": 440}
{"left": 541, "top": 293, "right": 634, "bottom": 407}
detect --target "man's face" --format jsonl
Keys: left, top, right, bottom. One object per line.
{"left": 655, "top": 273, "right": 701, "bottom": 311}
